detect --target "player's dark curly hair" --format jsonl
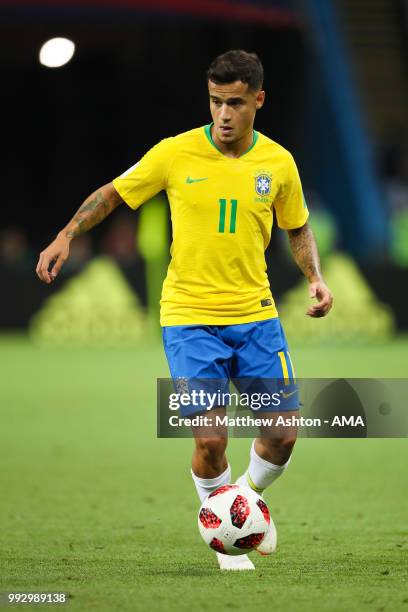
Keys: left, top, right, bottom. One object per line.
{"left": 207, "top": 50, "right": 264, "bottom": 91}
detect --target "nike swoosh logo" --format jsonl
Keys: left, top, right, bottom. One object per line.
{"left": 186, "top": 176, "right": 208, "bottom": 184}
{"left": 281, "top": 390, "right": 297, "bottom": 399}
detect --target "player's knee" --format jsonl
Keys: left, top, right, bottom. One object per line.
{"left": 195, "top": 437, "right": 227, "bottom": 466}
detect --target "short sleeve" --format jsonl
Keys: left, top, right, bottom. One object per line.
{"left": 273, "top": 152, "right": 309, "bottom": 229}
{"left": 112, "top": 138, "right": 174, "bottom": 210}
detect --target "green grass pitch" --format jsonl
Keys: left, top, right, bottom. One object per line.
{"left": 0, "top": 336, "right": 407, "bottom": 611}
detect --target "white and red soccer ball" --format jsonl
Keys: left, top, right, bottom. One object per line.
{"left": 198, "top": 484, "right": 275, "bottom": 556}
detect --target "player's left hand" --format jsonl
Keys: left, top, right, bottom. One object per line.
{"left": 307, "top": 280, "right": 333, "bottom": 317}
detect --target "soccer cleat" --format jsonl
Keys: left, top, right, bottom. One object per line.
{"left": 255, "top": 518, "right": 277, "bottom": 556}
{"left": 216, "top": 552, "right": 255, "bottom": 571}
{"left": 235, "top": 473, "right": 277, "bottom": 556}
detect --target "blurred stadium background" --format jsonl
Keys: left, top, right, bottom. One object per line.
{"left": 1, "top": 1, "right": 407, "bottom": 610}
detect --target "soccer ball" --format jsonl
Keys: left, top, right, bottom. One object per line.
{"left": 198, "top": 484, "right": 274, "bottom": 556}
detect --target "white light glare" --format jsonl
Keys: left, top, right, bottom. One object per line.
{"left": 39, "top": 37, "right": 75, "bottom": 68}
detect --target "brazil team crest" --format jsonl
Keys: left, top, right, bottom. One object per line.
{"left": 255, "top": 172, "right": 272, "bottom": 196}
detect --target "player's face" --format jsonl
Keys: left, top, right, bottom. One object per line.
{"left": 208, "top": 80, "right": 265, "bottom": 145}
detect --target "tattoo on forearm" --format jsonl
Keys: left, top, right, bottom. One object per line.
{"left": 66, "top": 191, "right": 115, "bottom": 239}
{"left": 287, "top": 223, "right": 322, "bottom": 282}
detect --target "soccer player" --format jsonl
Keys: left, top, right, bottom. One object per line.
{"left": 36, "top": 50, "right": 333, "bottom": 571}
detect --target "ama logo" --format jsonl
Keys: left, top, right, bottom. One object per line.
{"left": 255, "top": 173, "right": 272, "bottom": 196}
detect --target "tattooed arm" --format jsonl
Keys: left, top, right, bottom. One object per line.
{"left": 287, "top": 223, "right": 333, "bottom": 317}
{"left": 36, "top": 182, "right": 124, "bottom": 284}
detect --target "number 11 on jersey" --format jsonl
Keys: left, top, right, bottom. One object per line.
{"left": 218, "top": 199, "right": 238, "bottom": 233}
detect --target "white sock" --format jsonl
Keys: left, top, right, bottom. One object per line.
{"left": 191, "top": 464, "right": 231, "bottom": 503}
{"left": 237, "top": 441, "right": 291, "bottom": 494}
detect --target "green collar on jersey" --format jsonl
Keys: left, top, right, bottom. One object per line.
{"left": 204, "top": 123, "right": 259, "bottom": 158}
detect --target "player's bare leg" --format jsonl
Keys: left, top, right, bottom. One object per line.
{"left": 191, "top": 407, "right": 255, "bottom": 570}
{"left": 191, "top": 407, "right": 228, "bottom": 480}
{"left": 236, "top": 410, "right": 298, "bottom": 555}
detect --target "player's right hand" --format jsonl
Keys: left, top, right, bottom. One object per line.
{"left": 36, "top": 232, "right": 70, "bottom": 284}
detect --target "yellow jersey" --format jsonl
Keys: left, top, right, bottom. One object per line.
{"left": 112, "top": 125, "right": 308, "bottom": 326}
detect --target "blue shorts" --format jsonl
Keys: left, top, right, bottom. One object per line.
{"left": 162, "top": 318, "right": 299, "bottom": 416}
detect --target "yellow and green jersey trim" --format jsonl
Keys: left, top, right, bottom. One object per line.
{"left": 204, "top": 123, "right": 259, "bottom": 157}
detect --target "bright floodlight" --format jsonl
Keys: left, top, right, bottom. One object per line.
{"left": 39, "top": 38, "right": 75, "bottom": 68}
